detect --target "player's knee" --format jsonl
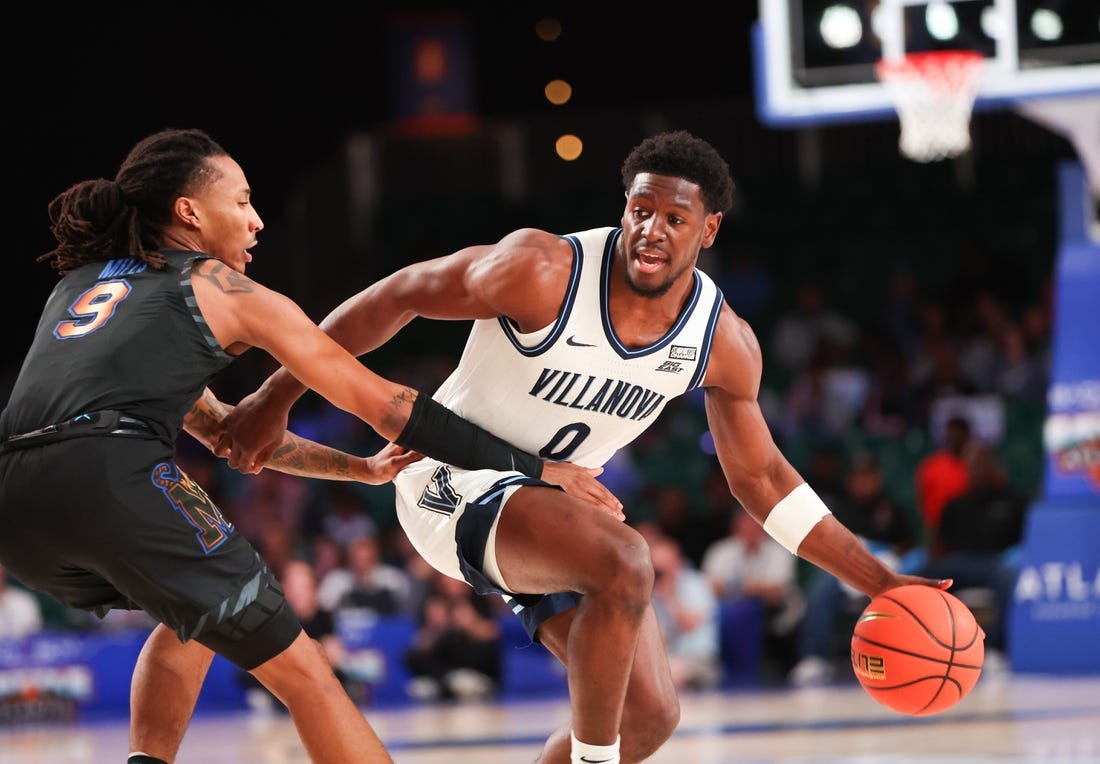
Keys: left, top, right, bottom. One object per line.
{"left": 595, "top": 533, "right": 654, "bottom": 607}
{"left": 253, "top": 635, "right": 348, "bottom": 708}
{"left": 622, "top": 690, "right": 680, "bottom": 758}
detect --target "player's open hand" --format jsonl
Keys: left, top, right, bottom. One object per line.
{"left": 356, "top": 442, "right": 425, "bottom": 484}
{"left": 540, "top": 462, "right": 624, "bottom": 521}
{"left": 871, "top": 573, "right": 954, "bottom": 598}
{"left": 213, "top": 388, "right": 289, "bottom": 474}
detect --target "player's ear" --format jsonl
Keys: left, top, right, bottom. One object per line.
{"left": 701, "top": 211, "right": 723, "bottom": 248}
{"left": 174, "top": 196, "right": 200, "bottom": 228}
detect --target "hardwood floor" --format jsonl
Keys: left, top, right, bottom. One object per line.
{"left": 2, "top": 673, "right": 1099, "bottom": 763}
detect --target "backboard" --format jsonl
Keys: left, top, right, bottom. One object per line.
{"left": 754, "top": 0, "right": 1100, "bottom": 125}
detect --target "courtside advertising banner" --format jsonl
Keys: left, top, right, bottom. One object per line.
{"left": 1011, "top": 163, "right": 1100, "bottom": 673}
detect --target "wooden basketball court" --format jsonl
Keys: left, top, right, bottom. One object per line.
{"left": 2, "top": 672, "right": 1099, "bottom": 763}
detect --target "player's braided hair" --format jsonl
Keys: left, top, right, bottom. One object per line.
{"left": 621, "top": 130, "right": 735, "bottom": 215}
{"left": 38, "top": 128, "right": 228, "bottom": 275}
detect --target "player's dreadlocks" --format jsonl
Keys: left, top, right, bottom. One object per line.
{"left": 39, "top": 128, "right": 227, "bottom": 275}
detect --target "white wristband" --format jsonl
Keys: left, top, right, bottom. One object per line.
{"left": 762, "top": 483, "right": 831, "bottom": 555}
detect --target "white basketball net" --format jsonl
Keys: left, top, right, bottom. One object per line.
{"left": 876, "top": 51, "right": 985, "bottom": 162}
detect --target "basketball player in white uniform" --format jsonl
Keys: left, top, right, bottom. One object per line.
{"left": 219, "top": 131, "right": 950, "bottom": 764}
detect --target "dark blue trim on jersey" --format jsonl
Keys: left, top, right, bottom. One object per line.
{"left": 454, "top": 475, "right": 548, "bottom": 598}
{"left": 506, "top": 591, "right": 583, "bottom": 644}
{"left": 600, "top": 228, "right": 703, "bottom": 359}
{"left": 179, "top": 255, "right": 234, "bottom": 361}
{"left": 471, "top": 473, "right": 538, "bottom": 507}
{"left": 453, "top": 474, "right": 580, "bottom": 641}
{"left": 495, "top": 236, "right": 583, "bottom": 357}
{"left": 686, "top": 286, "right": 725, "bottom": 391}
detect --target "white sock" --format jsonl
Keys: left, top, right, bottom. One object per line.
{"left": 570, "top": 731, "right": 620, "bottom": 763}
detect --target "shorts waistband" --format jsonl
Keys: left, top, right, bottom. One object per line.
{"left": 0, "top": 410, "right": 155, "bottom": 452}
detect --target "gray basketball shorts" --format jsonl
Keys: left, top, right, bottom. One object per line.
{"left": 0, "top": 436, "right": 299, "bottom": 669}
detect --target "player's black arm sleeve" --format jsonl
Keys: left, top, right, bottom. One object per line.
{"left": 395, "top": 394, "right": 544, "bottom": 478}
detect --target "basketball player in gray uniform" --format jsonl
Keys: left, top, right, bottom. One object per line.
{"left": 220, "top": 131, "right": 950, "bottom": 764}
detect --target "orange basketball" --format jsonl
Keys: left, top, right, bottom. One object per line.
{"left": 851, "top": 585, "right": 984, "bottom": 716}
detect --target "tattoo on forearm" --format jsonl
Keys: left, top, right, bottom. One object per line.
{"left": 184, "top": 389, "right": 229, "bottom": 445}
{"left": 268, "top": 433, "right": 355, "bottom": 479}
{"left": 196, "top": 261, "right": 254, "bottom": 294}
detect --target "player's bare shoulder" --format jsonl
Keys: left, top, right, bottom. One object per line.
{"left": 494, "top": 228, "right": 573, "bottom": 271}
{"left": 702, "top": 302, "right": 764, "bottom": 396}
{"left": 470, "top": 228, "right": 574, "bottom": 328}
{"left": 189, "top": 257, "right": 293, "bottom": 353}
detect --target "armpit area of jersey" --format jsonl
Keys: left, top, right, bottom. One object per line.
{"left": 0, "top": 410, "right": 155, "bottom": 452}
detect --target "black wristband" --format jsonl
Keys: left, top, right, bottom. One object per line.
{"left": 395, "top": 394, "right": 544, "bottom": 479}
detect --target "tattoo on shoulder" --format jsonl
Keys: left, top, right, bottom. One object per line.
{"left": 198, "top": 261, "right": 254, "bottom": 294}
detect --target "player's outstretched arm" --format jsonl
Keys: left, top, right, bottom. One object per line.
{"left": 186, "top": 255, "right": 628, "bottom": 516}
{"left": 702, "top": 307, "right": 950, "bottom": 598}
{"left": 214, "top": 230, "right": 569, "bottom": 469}
{"left": 184, "top": 388, "right": 422, "bottom": 484}
{"left": 219, "top": 229, "right": 567, "bottom": 462}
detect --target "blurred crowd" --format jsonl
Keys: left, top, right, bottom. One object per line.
{"left": 0, "top": 240, "right": 1046, "bottom": 700}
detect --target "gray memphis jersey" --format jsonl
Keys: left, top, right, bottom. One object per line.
{"left": 432, "top": 226, "right": 725, "bottom": 469}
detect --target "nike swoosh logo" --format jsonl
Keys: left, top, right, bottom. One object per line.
{"left": 857, "top": 611, "right": 902, "bottom": 624}
{"left": 579, "top": 758, "right": 613, "bottom": 763}
{"left": 566, "top": 336, "right": 597, "bottom": 347}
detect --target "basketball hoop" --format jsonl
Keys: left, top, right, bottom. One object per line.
{"left": 875, "top": 50, "right": 985, "bottom": 163}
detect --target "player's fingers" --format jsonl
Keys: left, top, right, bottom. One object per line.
{"left": 212, "top": 433, "right": 231, "bottom": 458}
{"left": 588, "top": 486, "right": 623, "bottom": 520}
{"left": 256, "top": 443, "right": 279, "bottom": 467}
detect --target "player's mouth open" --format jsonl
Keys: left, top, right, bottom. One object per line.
{"left": 634, "top": 251, "right": 664, "bottom": 272}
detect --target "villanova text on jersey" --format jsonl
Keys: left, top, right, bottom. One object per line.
{"left": 528, "top": 368, "right": 665, "bottom": 421}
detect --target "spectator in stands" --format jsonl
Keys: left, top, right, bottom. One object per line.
{"left": 957, "top": 289, "right": 1011, "bottom": 392}
{"left": 317, "top": 483, "right": 378, "bottom": 549}
{"left": 789, "top": 452, "right": 920, "bottom": 687}
{"left": 915, "top": 415, "right": 974, "bottom": 534}
{"left": 860, "top": 329, "right": 916, "bottom": 438}
{"left": 283, "top": 559, "right": 345, "bottom": 669}
{"left": 769, "top": 281, "right": 859, "bottom": 377}
{"left": 323, "top": 534, "right": 416, "bottom": 617}
{"left": 992, "top": 321, "right": 1049, "bottom": 403}
{"left": 243, "top": 558, "right": 349, "bottom": 712}
{"left": 387, "top": 528, "right": 441, "bottom": 622}
{"left": 911, "top": 344, "right": 979, "bottom": 430}
{"left": 701, "top": 505, "right": 803, "bottom": 682}
{"left": 309, "top": 534, "right": 346, "bottom": 593}
{"left": 646, "top": 483, "right": 720, "bottom": 569}
{"left": 231, "top": 466, "right": 312, "bottom": 547}
{"left": 802, "top": 442, "right": 848, "bottom": 511}
{"left": 650, "top": 533, "right": 723, "bottom": 691}
{"left": 877, "top": 267, "right": 923, "bottom": 356}
{"left": 783, "top": 339, "right": 870, "bottom": 442}
{"left": 918, "top": 444, "right": 1028, "bottom": 660}
{"left": 713, "top": 245, "right": 775, "bottom": 320}
{"left": 0, "top": 563, "right": 43, "bottom": 640}
{"left": 404, "top": 571, "right": 502, "bottom": 703}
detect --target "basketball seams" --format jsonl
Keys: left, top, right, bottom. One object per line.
{"left": 853, "top": 585, "right": 985, "bottom": 716}
{"left": 881, "top": 589, "right": 956, "bottom": 650}
{"left": 851, "top": 634, "right": 983, "bottom": 669}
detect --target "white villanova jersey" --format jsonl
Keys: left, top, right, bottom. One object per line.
{"left": 433, "top": 226, "right": 725, "bottom": 469}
